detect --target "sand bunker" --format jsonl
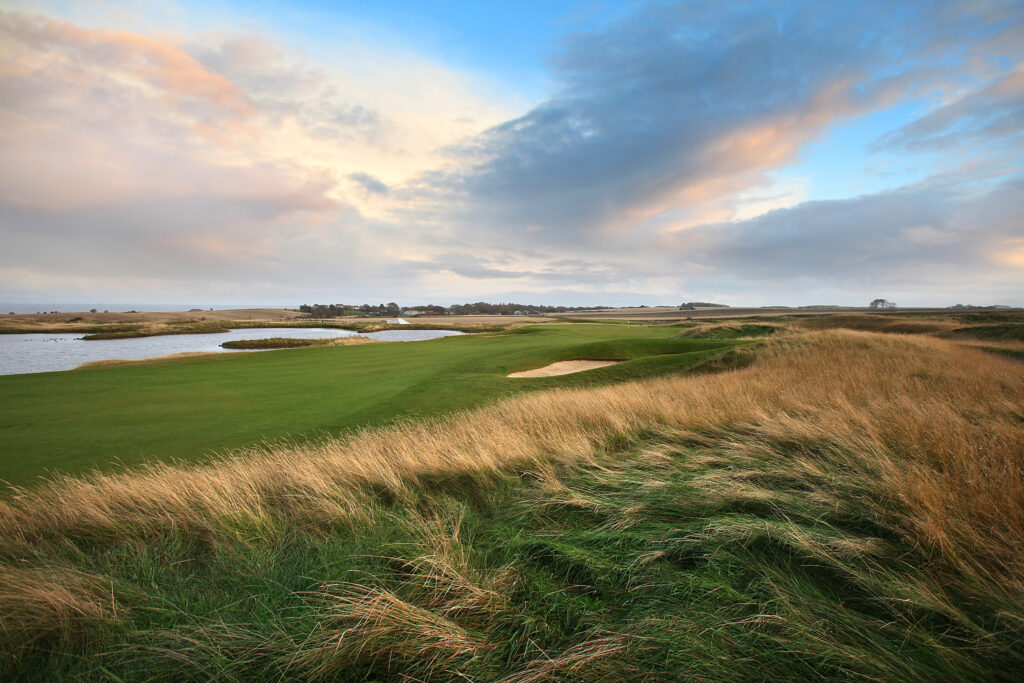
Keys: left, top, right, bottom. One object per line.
{"left": 508, "top": 360, "right": 620, "bottom": 378}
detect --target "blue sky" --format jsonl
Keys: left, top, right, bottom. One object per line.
{"left": 0, "top": 0, "right": 1022, "bottom": 306}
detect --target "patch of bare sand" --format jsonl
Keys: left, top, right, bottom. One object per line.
{"left": 75, "top": 352, "right": 220, "bottom": 369}
{"left": 508, "top": 360, "right": 620, "bottom": 378}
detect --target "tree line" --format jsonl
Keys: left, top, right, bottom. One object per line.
{"left": 298, "top": 302, "right": 610, "bottom": 318}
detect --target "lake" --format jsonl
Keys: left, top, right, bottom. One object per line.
{"left": 0, "top": 328, "right": 464, "bottom": 376}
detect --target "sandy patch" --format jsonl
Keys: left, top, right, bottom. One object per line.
{"left": 508, "top": 360, "right": 620, "bottom": 378}
{"left": 75, "top": 352, "right": 220, "bottom": 369}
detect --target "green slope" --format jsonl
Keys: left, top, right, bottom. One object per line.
{"left": 0, "top": 324, "right": 738, "bottom": 486}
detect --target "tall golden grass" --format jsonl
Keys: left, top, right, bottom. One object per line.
{"left": 2, "top": 330, "right": 1023, "bottom": 647}
{"left": 0, "top": 566, "right": 122, "bottom": 653}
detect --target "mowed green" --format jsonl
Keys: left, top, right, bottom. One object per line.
{"left": 0, "top": 324, "right": 737, "bottom": 486}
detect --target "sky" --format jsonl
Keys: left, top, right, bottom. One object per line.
{"left": 0, "top": 0, "right": 1022, "bottom": 308}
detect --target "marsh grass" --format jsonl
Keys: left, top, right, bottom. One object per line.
{"left": 2, "top": 330, "right": 1023, "bottom": 679}
{"left": 220, "top": 337, "right": 380, "bottom": 350}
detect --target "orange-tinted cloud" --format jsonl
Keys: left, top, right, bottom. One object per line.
{"left": 0, "top": 12, "right": 342, "bottom": 216}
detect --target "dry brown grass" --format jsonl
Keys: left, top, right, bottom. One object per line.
{"left": 496, "top": 634, "right": 631, "bottom": 683}
{"left": 301, "top": 582, "right": 490, "bottom": 679}
{"left": 393, "top": 513, "right": 515, "bottom": 618}
{"left": 0, "top": 566, "right": 123, "bottom": 653}
{"left": 0, "top": 308, "right": 306, "bottom": 332}
{"left": 2, "top": 330, "right": 1023, "bottom": 629}
{"left": 298, "top": 512, "right": 517, "bottom": 679}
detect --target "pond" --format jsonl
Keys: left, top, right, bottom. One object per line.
{"left": 0, "top": 328, "right": 464, "bottom": 376}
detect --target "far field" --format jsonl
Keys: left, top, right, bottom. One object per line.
{"left": 0, "top": 324, "right": 740, "bottom": 487}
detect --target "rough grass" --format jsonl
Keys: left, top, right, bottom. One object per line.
{"left": 1, "top": 331, "right": 1022, "bottom": 679}
{"left": 675, "top": 322, "right": 779, "bottom": 338}
{"left": 945, "top": 323, "right": 1024, "bottom": 342}
{"left": 979, "top": 345, "right": 1024, "bottom": 360}
{"left": 794, "top": 312, "right": 1024, "bottom": 343}
{"left": 796, "top": 313, "right": 956, "bottom": 335}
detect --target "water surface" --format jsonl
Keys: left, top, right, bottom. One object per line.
{"left": 0, "top": 328, "right": 463, "bottom": 376}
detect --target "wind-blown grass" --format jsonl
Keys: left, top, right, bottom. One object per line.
{"left": 2, "top": 330, "right": 1022, "bottom": 679}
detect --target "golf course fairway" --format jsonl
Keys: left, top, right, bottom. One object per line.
{"left": 0, "top": 324, "right": 740, "bottom": 487}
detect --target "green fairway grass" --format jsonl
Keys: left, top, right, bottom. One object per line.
{"left": 0, "top": 324, "right": 739, "bottom": 487}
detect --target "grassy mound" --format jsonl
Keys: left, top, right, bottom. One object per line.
{"left": 946, "top": 323, "right": 1024, "bottom": 342}
{"left": 797, "top": 314, "right": 952, "bottom": 335}
{"left": 1, "top": 331, "right": 1022, "bottom": 679}
{"left": 676, "top": 323, "right": 778, "bottom": 338}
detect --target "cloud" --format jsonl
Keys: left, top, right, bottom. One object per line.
{"left": 0, "top": 10, "right": 520, "bottom": 302}
{"left": 0, "top": 12, "right": 320, "bottom": 211}
{"left": 872, "top": 66, "right": 1024, "bottom": 154}
{"left": 662, "top": 176, "right": 1024, "bottom": 295}
{"left": 1, "top": 2, "right": 1022, "bottom": 307}
{"left": 185, "top": 34, "right": 396, "bottom": 146}
{"left": 399, "top": 1, "right": 1022, "bottom": 249}
{"left": 349, "top": 173, "right": 389, "bottom": 196}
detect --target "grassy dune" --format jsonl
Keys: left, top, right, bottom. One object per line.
{"left": 2, "top": 330, "right": 1022, "bottom": 680}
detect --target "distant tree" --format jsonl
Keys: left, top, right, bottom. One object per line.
{"left": 869, "top": 299, "right": 897, "bottom": 310}
{"left": 680, "top": 301, "right": 727, "bottom": 310}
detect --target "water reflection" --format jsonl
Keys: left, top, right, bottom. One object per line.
{"left": 0, "top": 328, "right": 463, "bottom": 375}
